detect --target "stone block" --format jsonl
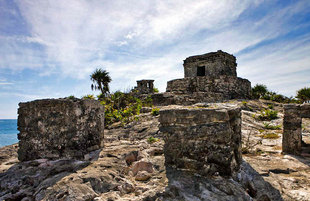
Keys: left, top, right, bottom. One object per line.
{"left": 159, "top": 104, "right": 241, "bottom": 176}
{"left": 283, "top": 104, "right": 302, "bottom": 154}
{"left": 17, "top": 98, "right": 105, "bottom": 161}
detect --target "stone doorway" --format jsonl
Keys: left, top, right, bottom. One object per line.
{"left": 302, "top": 118, "right": 310, "bottom": 155}
{"left": 197, "top": 66, "right": 205, "bottom": 76}
{"left": 283, "top": 104, "right": 310, "bottom": 155}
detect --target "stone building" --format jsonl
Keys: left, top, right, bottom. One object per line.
{"left": 152, "top": 50, "right": 251, "bottom": 105}
{"left": 183, "top": 50, "right": 237, "bottom": 77}
{"left": 135, "top": 79, "right": 154, "bottom": 94}
{"left": 17, "top": 98, "right": 105, "bottom": 161}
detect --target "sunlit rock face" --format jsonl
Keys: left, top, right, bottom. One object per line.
{"left": 17, "top": 98, "right": 105, "bottom": 161}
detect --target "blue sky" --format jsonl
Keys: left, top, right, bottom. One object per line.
{"left": 0, "top": 0, "right": 310, "bottom": 118}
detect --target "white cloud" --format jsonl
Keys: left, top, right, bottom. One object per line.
{"left": 0, "top": 0, "right": 309, "bottom": 96}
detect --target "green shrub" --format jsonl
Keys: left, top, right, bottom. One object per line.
{"left": 296, "top": 87, "right": 310, "bottom": 103}
{"left": 263, "top": 122, "right": 281, "bottom": 130}
{"left": 101, "top": 90, "right": 154, "bottom": 126}
{"left": 153, "top": 88, "right": 159, "bottom": 93}
{"left": 258, "top": 109, "right": 278, "bottom": 121}
{"left": 67, "top": 95, "right": 76, "bottom": 99}
{"left": 252, "top": 84, "right": 268, "bottom": 99}
{"left": 82, "top": 94, "right": 95, "bottom": 100}
{"left": 147, "top": 137, "right": 159, "bottom": 144}
{"left": 151, "top": 108, "right": 160, "bottom": 116}
{"left": 267, "top": 104, "right": 274, "bottom": 109}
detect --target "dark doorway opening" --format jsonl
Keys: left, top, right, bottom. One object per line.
{"left": 302, "top": 118, "right": 310, "bottom": 156}
{"left": 197, "top": 66, "right": 205, "bottom": 76}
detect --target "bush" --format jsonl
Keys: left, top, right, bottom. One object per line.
{"left": 263, "top": 122, "right": 281, "bottom": 130}
{"left": 147, "top": 137, "right": 159, "bottom": 144}
{"left": 151, "top": 108, "right": 160, "bottom": 116}
{"left": 258, "top": 109, "right": 278, "bottom": 121}
{"left": 252, "top": 84, "right": 268, "bottom": 99}
{"left": 102, "top": 91, "right": 153, "bottom": 126}
{"left": 82, "top": 94, "right": 95, "bottom": 100}
{"left": 153, "top": 88, "right": 159, "bottom": 93}
{"left": 296, "top": 87, "right": 310, "bottom": 103}
{"left": 67, "top": 95, "right": 76, "bottom": 99}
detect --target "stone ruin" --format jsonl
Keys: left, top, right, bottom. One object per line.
{"left": 134, "top": 79, "right": 154, "bottom": 94}
{"left": 159, "top": 104, "right": 242, "bottom": 176}
{"left": 17, "top": 98, "right": 105, "bottom": 161}
{"left": 283, "top": 103, "right": 310, "bottom": 155}
{"left": 153, "top": 50, "right": 251, "bottom": 105}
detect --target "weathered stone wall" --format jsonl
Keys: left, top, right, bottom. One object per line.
{"left": 184, "top": 50, "right": 237, "bottom": 78}
{"left": 159, "top": 104, "right": 242, "bottom": 176}
{"left": 166, "top": 76, "right": 251, "bottom": 99}
{"left": 17, "top": 98, "right": 105, "bottom": 161}
{"left": 283, "top": 103, "right": 310, "bottom": 154}
{"left": 135, "top": 79, "right": 154, "bottom": 94}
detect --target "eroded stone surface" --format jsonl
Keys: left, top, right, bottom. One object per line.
{"left": 152, "top": 50, "right": 251, "bottom": 106}
{"left": 17, "top": 98, "right": 105, "bottom": 161}
{"left": 159, "top": 104, "right": 242, "bottom": 176}
{"left": 283, "top": 103, "right": 310, "bottom": 154}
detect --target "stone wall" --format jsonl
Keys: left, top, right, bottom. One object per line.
{"left": 159, "top": 104, "right": 242, "bottom": 176}
{"left": 166, "top": 76, "right": 251, "bottom": 98}
{"left": 17, "top": 98, "right": 105, "bottom": 161}
{"left": 135, "top": 80, "right": 154, "bottom": 94}
{"left": 283, "top": 104, "right": 310, "bottom": 154}
{"left": 183, "top": 50, "right": 237, "bottom": 78}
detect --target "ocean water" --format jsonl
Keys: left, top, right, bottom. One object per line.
{"left": 0, "top": 119, "right": 18, "bottom": 147}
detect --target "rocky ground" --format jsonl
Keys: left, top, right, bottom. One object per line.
{"left": 0, "top": 100, "right": 309, "bottom": 201}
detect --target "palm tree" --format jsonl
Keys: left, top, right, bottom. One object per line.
{"left": 90, "top": 68, "right": 112, "bottom": 98}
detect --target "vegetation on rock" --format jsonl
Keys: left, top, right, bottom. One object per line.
{"left": 296, "top": 87, "right": 310, "bottom": 103}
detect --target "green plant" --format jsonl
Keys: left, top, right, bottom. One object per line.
{"left": 151, "top": 108, "right": 160, "bottom": 116}
{"left": 67, "top": 95, "right": 76, "bottom": 99}
{"left": 296, "top": 87, "right": 310, "bottom": 103}
{"left": 90, "top": 68, "right": 112, "bottom": 98}
{"left": 147, "top": 137, "right": 159, "bottom": 144}
{"left": 267, "top": 104, "right": 274, "bottom": 109}
{"left": 252, "top": 84, "right": 268, "bottom": 99}
{"left": 82, "top": 94, "right": 95, "bottom": 100}
{"left": 257, "top": 109, "right": 278, "bottom": 121}
{"left": 153, "top": 88, "right": 159, "bottom": 93}
{"left": 259, "top": 133, "right": 280, "bottom": 139}
{"left": 263, "top": 122, "right": 281, "bottom": 130}
{"left": 242, "top": 101, "right": 248, "bottom": 106}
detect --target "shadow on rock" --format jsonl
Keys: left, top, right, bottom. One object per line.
{"left": 145, "top": 160, "right": 283, "bottom": 201}
{"left": 0, "top": 155, "right": 96, "bottom": 200}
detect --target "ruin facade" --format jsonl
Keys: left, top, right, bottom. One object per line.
{"left": 17, "top": 98, "right": 105, "bottom": 161}
{"left": 153, "top": 50, "right": 251, "bottom": 105}
{"left": 283, "top": 103, "right": 310, "bottom": 154}
{"left": 159, "top": 104, "right": 242, "bottom": 176}
{"left": 135, "top": 79, "right": 154, "bottom": 94}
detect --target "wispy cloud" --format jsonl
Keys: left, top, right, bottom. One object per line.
{"left": 0, "top": 0, "right": 310, "bottom": 118}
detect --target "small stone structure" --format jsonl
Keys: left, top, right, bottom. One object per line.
{"left": 135, "top": 80, "right": 154, "bottom": 94}
{"left": 153, "top": 50, "right": 251, "bottom": 105}
{"left": 283, "top": 103, "right": 310, "bottom": 154}
{"left": 183, "top": 50, "right": 237, "bottom": 77}
{"left": 17, "top": 98, "right": 105, "bottom": 161}
{"left": 159, "top": 104, "right": 242, "bottom": 176}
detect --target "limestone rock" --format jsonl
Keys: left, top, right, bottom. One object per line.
{"left": 17, "top": 98, "right": 105, "bottom": 161}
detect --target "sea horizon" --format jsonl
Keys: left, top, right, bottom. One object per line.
{"left": 0, "top": 119, "right": 18, "bottom": 148}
